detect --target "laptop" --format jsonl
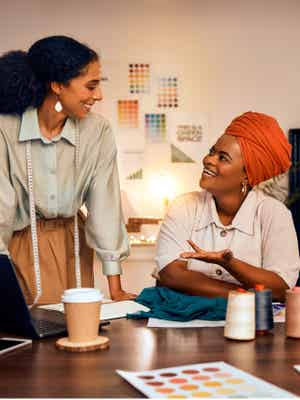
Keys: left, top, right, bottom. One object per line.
{"left": 0, "top": 254, "right": 67, "bottom": 339}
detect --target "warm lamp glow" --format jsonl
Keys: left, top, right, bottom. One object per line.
{"left": 148, "top": 173, "right": 177, "bottom": 216}
{"left": 148, "top": 173, "right": 176, "bottom": 203}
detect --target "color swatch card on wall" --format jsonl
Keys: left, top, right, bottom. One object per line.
{"left": 176, "top": 124, "right": 203, "bottom": 142}
{"left": 169, "top": 112, "right": 209, "bottom": 164}
{"left": 145, "top": 113, "right": 166, "bottom": 142}
{"left": 157, "top": 76, "right": 178, "bottom": 108}
{"left": 117, "top": 361, "right": 295, "bottom": 398}
{"left": 171, "top": 144, "right": 196, "bottom": 163}
{"left": 118, "top": 151, "right": 144, "bottom": 182}
{"left": 129, "top": 63, "right": 150, "bottom": 94}
{"left": 118, "top": 100, "right": 139, "bottom": 128}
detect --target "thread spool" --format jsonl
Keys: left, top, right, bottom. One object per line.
{"left": 224, "top": 289, "right": 255, "bottom": 341}
{"left": 286, "top": 287, "right": 300, "bottom": 338}
{"left": 251, "top": 284, "right": 274, "bottom": 335}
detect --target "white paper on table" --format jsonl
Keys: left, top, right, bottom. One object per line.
{"left": 147, "top": 318, "right": 225, "bottom": 328}
{"left": 100, "top": 301, "right": 149, "bottom": 320}
{"left": 147, "top": 303, "right": 285, "bottom": 328}
{"left": 39, "top": 300, "right": 150, "bottom": 321}
{"left": 294, "top": 365, "right": 300, "bottom": 374}
{"left": 39, "top": 303, "right": 64, "bottom": 313}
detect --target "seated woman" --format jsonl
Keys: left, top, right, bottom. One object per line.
{"left": 156, "top": 112, "right": 300, "bottom": 302}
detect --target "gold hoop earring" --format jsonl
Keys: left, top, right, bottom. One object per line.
{"left": 241, "top": 181, "right": 247, "bottom": 195}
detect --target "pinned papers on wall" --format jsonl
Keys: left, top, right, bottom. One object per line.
{"left": 145, "top": 114, "right": 167, "bottom": 142}
{"left": 118, "top": 100, "right": 139, "bottom": 128}
{"left": 127, "top": 169, "right": 143, "bottom": 180}
{"left": 119, "top": 150, "right": 144, "bottom": 181}
{"left": 117, "top": 361, "right": 295, "bottom": 398}
{"left": 98, "top": 59, "right": 211, "bottom": 216}
{"left": 129, "top": 63, "right": 150, "bottom": 94}
{"left": 157, "top": 76, "right": 178, "bottom": 108}
{"left": 169, "top": 112, "right": 209, "bottom": 164}
{"left": 171, "top": 144, "right": 196, "bottom": 163}
{"left": 176, "top": 124, "right": 203, "bottom": 142}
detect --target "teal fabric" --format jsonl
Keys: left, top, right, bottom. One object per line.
{"left": 128, "top": 287, "right": 227, "bottom": 321}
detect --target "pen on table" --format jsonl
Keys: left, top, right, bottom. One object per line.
{"left": 99, "top": 321, "right": 111, "bottom": 329}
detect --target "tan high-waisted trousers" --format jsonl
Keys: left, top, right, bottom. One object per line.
{"left": 8, "top": 212, "right": 94, "bottom": 305}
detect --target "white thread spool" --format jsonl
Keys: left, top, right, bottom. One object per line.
{"left": 224, "top": 289, "right": 255, "bottom": 341}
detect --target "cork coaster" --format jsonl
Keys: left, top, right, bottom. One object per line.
{"left": 56, "top": 336, "right": 110, "bottom": 352}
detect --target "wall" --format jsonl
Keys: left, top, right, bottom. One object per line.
{"left": 1, "top": 0, "right": 300, "bottom": 220}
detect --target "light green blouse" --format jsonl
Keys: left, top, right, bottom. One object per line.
{"left": 0, "top": 108, "right": 129, "bottom": 275}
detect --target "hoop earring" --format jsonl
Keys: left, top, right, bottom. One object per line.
{"left": 241, "top": 181, "right": 247, "bottom": 195}
{"left": 54, "top": 100, "right": 63, "bottom": 113}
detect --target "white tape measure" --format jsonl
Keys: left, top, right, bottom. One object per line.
{"left": 25, "top": 123, "right": 81, "bottom": 306}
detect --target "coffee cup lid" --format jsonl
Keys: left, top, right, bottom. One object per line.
{"left": 62, "top": 288, "right": 103, "bottom": 303}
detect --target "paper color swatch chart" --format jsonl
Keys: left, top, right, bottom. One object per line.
{"left": 145, "top": 114, "right": 166, "bottom": 142}
{"left": 129, "top": 64, "right": 150, "bottom": 94}
{"left": 117, "top": 361, "right": 295, "bottom": 398}
{"left": 158, "top": 76, "right": 178, "bottom": 108}
{"left": 118, "top": 100, "right": 139, "bottom": 128}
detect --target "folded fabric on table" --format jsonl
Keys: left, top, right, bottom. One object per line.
{"left": 127, "top": 286, "right": 227, "bottom": 321}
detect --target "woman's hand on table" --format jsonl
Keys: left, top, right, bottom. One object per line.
{"left": 110, "top": 289, "right": 137, "bottom": 301}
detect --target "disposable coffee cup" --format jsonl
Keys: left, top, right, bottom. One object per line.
{"left": 61, "top": 288, "right": 103, "bottom": 343}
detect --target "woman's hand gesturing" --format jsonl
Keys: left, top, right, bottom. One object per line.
{"left": 180, "top": 240, "right": 233, "bottom": 266}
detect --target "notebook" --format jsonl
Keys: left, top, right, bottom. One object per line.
{"left": 40, "top": 299, "right": 150, "bottom": 320}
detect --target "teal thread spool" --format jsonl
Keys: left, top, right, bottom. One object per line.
{"left": 252, "top": 284, "right": 274, "bottom": 335}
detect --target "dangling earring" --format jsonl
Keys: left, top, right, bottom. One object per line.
{"left": 54, "top": 100, "right": 63, "bottom": 113}
{"left": 241, "top": 181, "right": 247, "bottom": 195}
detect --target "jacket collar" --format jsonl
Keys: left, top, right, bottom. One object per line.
{"left": 18, "top": 108, "right": 76, "bottom": 146}
{"left": 195, "top": 189, "right": 264, "bottom": 235}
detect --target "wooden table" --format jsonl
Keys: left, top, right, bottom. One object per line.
{"left": 1, "top": 319, "right": 300, "bottom": 398}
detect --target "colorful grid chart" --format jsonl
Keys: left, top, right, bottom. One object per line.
{"left": 117, "top": 362, "right": 295, "bottom": 398}
{"left": 129, "top": 64, "right": 150, "bottom": 94}
{"left": 118, "top": 100, "right": 139, "bottom": 128}
{"left": 145, "top": 114, "right": 166, "bottom": 142}
{"left": 158, "top": 77, "right": 178, "bottom": 108}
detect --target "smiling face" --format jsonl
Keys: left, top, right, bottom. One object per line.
{"left": 52, "top": 60, "right": 102, "bottom": 119}
{"left": 200, "top": 134, "right": 248, "bottom": 196}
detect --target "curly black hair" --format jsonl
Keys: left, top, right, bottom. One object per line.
{"left": 0, "top": 36, "right": 98, "bottom": 115}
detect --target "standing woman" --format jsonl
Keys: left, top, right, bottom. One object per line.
{"left": 0, "top": 35, "right": 135, "bottom": 304}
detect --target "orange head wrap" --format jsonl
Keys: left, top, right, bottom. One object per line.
{"left": 224, "top": 111, "right": 291, "bottom": 187}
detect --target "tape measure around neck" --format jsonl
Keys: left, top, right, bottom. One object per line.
{"left": 25, "top": 142, "right": 41, "bottom": 308}
{"left": 73, "top": 124, "right": 81, "bottom": 288}
{"left": 25, "top": 124, "right": 81, "bottom": 306}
